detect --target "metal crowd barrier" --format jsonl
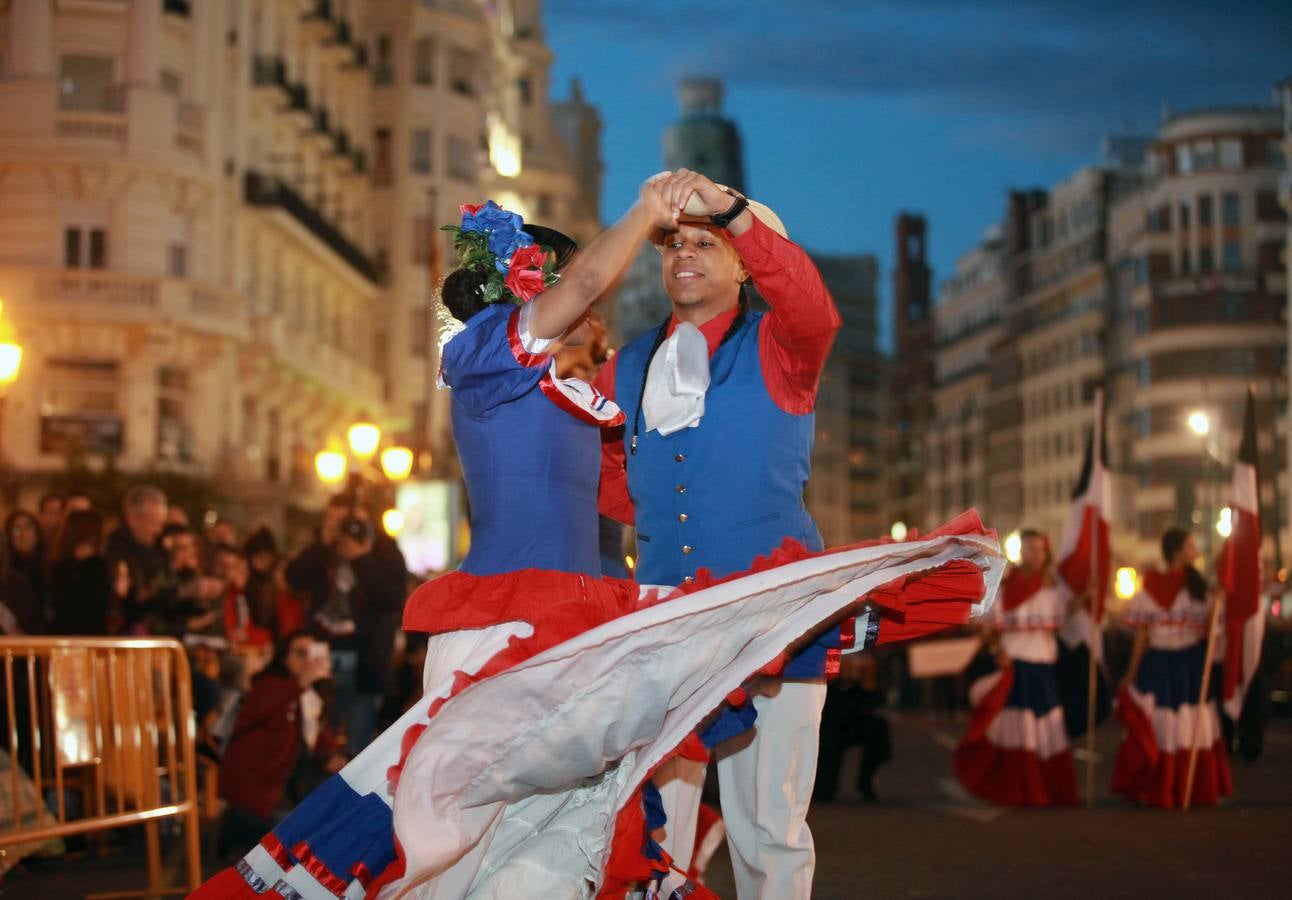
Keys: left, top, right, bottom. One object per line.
{"left": 0, "top": 637, "right": 201, "bottom": 896}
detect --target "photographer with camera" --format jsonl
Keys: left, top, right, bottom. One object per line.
{"left": 284, "top": 493, "right": 408, "bottom": 754}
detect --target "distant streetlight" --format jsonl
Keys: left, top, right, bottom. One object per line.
{"left": 1216, "top": 506, "right": 1233, "bottom": 538}
{"left": 890, "top": 521, "right": 909, "bottom": 541}
{"left": 1115, "top": 567, "right": 1138, "bottom": 601}
{"left": 0, "top": 299, "right": 21, "bottom": 386}
{"left": 314, "top": 450, "right": 348, "bottom": 485}
{"left": 382, "top": 508, "right": 405, "bottom": 537}
{"left": 347, "top": 421, "right": 381, "bottom": 460}
{"left": 1187, "top": 410, "right": 1211, "bottom": 436}
{"left": 1004, "top": 530, "right": 1022, "bottom": 564}
{"left": 380, "top": 446, "right": 414, "bottom": 482}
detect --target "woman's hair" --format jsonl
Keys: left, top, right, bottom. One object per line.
{"left": 54, "top": 509, "right": 106, "bottom": 563}
{"left": 265, "top": 629, "right": 314, "bottom": 678}
{"left": 5, "top": 510, "right": 44, "bottom": 556}
{"left": 440, "top": 223, "right": 579, "bottom": 324}
{"left": 1160, "top": 528, "right": 1190, "bottom": 565}
{"left": 441, "top": 265, "right": 493, "bottom": 323}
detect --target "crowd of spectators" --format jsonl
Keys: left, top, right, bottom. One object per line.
{"left": 0, "top": 485, "right": 418, "bottom": 861}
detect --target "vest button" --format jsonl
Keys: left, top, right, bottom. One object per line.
{"left": 678, "top": 513, "right": 688, "bottom": 523}
{"left": 683, "top": 575, "right": 694, "bottom": 584}
{"left": 676, "top": 484, "right": 686, "bottom": 493}
{"left": 675, "top": 454, "right": 685, "bottom": 462}
{"left": 682, "top": 545, "right": 693, "bottom": 554}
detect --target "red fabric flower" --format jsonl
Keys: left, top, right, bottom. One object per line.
{"left": 504, "top": 243, "right": 549, "bottom": 302}
{"left": 459, "top": 202, "right": 483, "bottom": 215}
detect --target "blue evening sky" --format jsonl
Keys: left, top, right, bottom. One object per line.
{"left": 545, "top": 0, "right": 1291, "bottom": 347}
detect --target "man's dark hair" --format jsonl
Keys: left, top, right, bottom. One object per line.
{"left": 267, "top": 629, "right": 315, "bottom": 677}
{"left": 38, "top": 493, "right": 64, "bottom": 513}
{"left": 1161, "top": 528, "right": 1191, "bottom": 565}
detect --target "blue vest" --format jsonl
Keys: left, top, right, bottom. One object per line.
{"left": 615, "top": 311, "right": 823, "bottom": 587}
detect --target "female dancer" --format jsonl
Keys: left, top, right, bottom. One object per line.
{"left": 955, "top": 529, "right": 1079, "bottom": 806}
{"left": 1111, "top": 528, "right": 1232, "bottom": 808}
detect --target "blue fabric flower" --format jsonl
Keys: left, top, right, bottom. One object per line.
{"left": 490, "top": 228, "right": 534, "bottom": 273}
{"left": 459, "top": 200, "right": 519, "bottom": 236}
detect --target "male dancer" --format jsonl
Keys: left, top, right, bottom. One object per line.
{"left": 597, "top": 169, "right": 841, "bottom": 898}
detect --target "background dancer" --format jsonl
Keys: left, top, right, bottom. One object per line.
{"left": 955, "top": 529, "right": 1079, "bottom": 806}
{"left": 1111, "top": 528, "right": 1232, "bottom": 809}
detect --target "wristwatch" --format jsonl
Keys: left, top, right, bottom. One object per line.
{"left": 709, "top": 192, "right": 750, "bottom": 229}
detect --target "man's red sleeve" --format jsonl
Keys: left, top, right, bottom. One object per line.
{"left": 730, "top": 216, "right": 841, "bottom": 415}
{"left": 595, "top": 354, "right": 635, "bottom": 525}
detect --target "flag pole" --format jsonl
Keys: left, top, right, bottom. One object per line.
{"left": 1085, "top": 564, "right": 1098, "bottom": 808}
{"left": 1183, "top": 592, "right": 1223, "bottom": 810}
{"left": 1084, "top": 389, "right": 1104, "bottom": 808}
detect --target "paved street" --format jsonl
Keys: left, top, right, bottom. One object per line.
{"left": 704, "top": 712, "right": 1292, "bottom": 899}
{"left": 4, "top": 712, "right": 1289, "bottom": 899}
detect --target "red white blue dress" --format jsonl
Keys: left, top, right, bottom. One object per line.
{"left": 1110, "top": 571, "right": 1232, "bottom": 808}
{"left": 196, "top": 301, "right": 1005, "bottom": 899}
{"left": 954, "top": 570, "right": 1079, "bottom": 806}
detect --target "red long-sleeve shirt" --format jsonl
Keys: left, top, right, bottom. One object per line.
{"left": 596, "top": 216, "right": 840, "bottom": 526}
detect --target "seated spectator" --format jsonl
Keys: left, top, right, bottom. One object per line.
{"left": 5, "top": 510, "right": 48, "bottom": 631}
{"left": 217, "top": 631, "right": 344, "bottom": 859}
{"left": 36, "top": 492, "right": 65, "bottom": 547}
{"left": 152, "top": 527, "right": 224, "bottom": 640}
{"left": 105, "top": 485, "right": 169, "bottom": 630}
{"left": 49, "top": 509, "right": 131, "bottom": 636}
{"left": 242, "top": 527, "right": 280, "bottom": 634}
{"left": 211, "top": 542, "right": 273, "bottom": 659}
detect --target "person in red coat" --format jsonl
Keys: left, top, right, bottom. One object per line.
{"left": 217, "top": 630, "right": 345, "bottom": 858}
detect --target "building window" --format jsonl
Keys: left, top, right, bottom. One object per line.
{"left": 156, "top": 366, "right": 192, "bottom": 462}
{"left": 413, "top": 37, "right": 433, "bottom": 85}
{"left": 1221, "top": 192, "right": 1241, "bottom": 226}
{"left": 373, "top": 128, "right": 392, "bottom": 185}
{"left": 168, "top": 242, "right": 187, "bottom": 277}
{"left": 374, "top": 34, "right": 393, "bottom": 85}
{"left": 1133, "top": 256, "right": 1148, "bottom": 285}
{"left": 1179, "top": 199, "right": 1191, "bottom": 228}
{"left": 517, "top": 77, "right": 532, "bottom": 105}
{"left": 1268, "top": 139, "right": 1287, "bottom": 169}
{"left": 1133, "top": 308, "right": 1148, "bottom": 335}
{"left": 1179, "top": 247, "right": 1191, "bottom": 275}
{"left": 411, "top": 127, "right": 432, "bottom": 174}
{"left": 1256, "top": 190, "right": 1287, "bottom": 222}
{"left": 1198, "top": 194, "right": 1212, "bottom": 226}
{"left": 1174, "top": 144, "right": 1192, "bottom": 174}
{"left": 1222, "top": 241, "right": 1241, "bottom": 272}
{"left": 447, "top": 135, "right": 475, "bottom": 181}
{"left": 64, "top": 227, "right": 107, "bottom": 268}
{"left": 40, "top": 358, "right": 123, "bottom": 456}
{"left": 59, "top": 55, "right": 116, "bottom": 111}
{"left": 1137, "top": 358, "right": 1151, "bottom": 387}
{"left": 1192, "top": 141, "right": 1217, "bottom": 171}
{"left": 449, "top": 47, "right": 474, "bottom": 95}
{"left": 1218, "top": 139, "right": 1243, "bottom": 170}
{"left": 1198, "top": 245, "right": 1213, "bottom": 273}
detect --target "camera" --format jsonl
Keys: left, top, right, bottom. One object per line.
{"left": 339, "top": 513, "right": 374, "bottom": 544}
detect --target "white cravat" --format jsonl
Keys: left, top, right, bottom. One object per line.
{"left": 643, "top": 321, "right": 709, "bottom": 436}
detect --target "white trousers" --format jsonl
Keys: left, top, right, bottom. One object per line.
{"left": 655, "top": 755, "right": 707, "bottom": 894}
{"left": 715, "top": 679, "right": 827, "bottom": 900}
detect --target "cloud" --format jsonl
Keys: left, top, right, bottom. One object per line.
{"left": 546, "top": 0, "right": 1292, "bottom": 150}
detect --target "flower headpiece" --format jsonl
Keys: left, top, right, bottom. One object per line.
{"left": 441, "top": 201, "right": 559, "bottom": 304}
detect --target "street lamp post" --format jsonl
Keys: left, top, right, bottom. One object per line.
{"left": 315, "top": 420, "right": 414, "bottom": 536}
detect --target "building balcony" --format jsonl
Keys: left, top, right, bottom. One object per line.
{"left": 243, "top": 170, "right": 379, "bottom": 283}
{"left": 250, "top": 315, "right": 382, "bottom": 409}
{"left": 0, "top": 265, "right": 248, "bottom": 341}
